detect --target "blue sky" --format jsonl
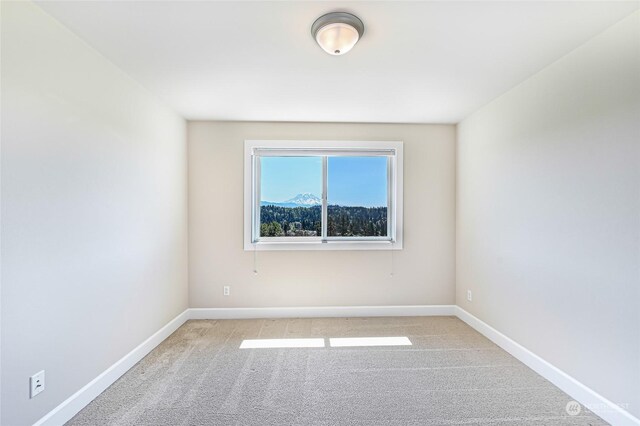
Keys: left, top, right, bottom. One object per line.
{"left": 261, "top": 156, "right": 387, "bottom": 207}
{"left": 261, "top": 157, "right": 322, "bottom": 202}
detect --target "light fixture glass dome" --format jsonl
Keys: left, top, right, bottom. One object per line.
{"left": 312, "top": 12, "right": 364, "bottom": 56}
{"left": 315, "top": 23, "right": 359, "bottom": 55}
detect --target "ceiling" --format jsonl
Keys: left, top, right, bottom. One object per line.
{"left": 36, "top": 1, "right": 638, "bottom": 124}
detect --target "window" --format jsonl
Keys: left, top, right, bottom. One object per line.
{"left": 244, "top": 140, "right": 403, "bottom": 250}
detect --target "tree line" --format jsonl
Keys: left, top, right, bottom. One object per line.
{"left": 260, "top": 205, "right": 387, "bottom": 237}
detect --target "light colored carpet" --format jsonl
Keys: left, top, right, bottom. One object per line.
{"left": 67, "top": 317, "right": 607, "bottom": 425}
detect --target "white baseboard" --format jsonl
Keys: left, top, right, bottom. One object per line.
{"left": 32, "top": 305, "right": 638, "bottom": 426}
{"left": 189, "top": 304, "right": 456, "bottom": 319}
{"left": 31, "top": 305, "right": 451, "bottom": 425}
{"left": 33, "top": 309, "right": 190, "bottom": 426}
{"left": 455, "top": 306, "right": 639, "bottom": 426}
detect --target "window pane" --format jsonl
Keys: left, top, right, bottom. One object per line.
{"left": 259, "top": 156, "right": 322, "bottom": 238}
{"left": 327, "top": 156, "right": 388, "bottom": 237}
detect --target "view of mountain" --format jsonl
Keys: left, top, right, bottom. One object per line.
{"left": 261, "top": 192, "right": 321, "bottom": 207}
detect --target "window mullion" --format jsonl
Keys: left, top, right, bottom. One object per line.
{"left": 387, "top": 155, "right": 393, "bottom": 241}
{"left": 322, "top": 156, "right": 328, "bottom": 241}
{"left": 254, "top": 155, "right": 261, "bottom": 243}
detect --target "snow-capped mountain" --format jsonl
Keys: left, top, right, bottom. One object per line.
{"left": 261, "top": 193, "right": 321, "bottom": 207}
{"left": 285, "top": 193, "right": 321, "bottom": 206}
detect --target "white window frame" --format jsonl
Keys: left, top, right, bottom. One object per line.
{"left": 244, "top": 140, "right": 403, "bottom": 251}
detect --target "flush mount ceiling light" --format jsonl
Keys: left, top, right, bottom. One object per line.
{"left": 311, "top": 12, "right": 364, "bottom": 56}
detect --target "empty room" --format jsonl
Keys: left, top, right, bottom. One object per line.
{"left": 1, "top": 1, "right": 639, "bottom": 425}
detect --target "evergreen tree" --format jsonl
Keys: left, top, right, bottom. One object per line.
{"left": 260, "top": 204, "right": 387, "bottom": 237}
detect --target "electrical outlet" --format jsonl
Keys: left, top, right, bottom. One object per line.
{"left": 467, "top": 290, "right": 473, "bottom": 302}
{"left": 223, "top": 286, "right": 230, "bottom": 296}
{"left": 30, "top": 370, "right": 45, "bottom": 398}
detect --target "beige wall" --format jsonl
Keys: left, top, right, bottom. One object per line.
{"left": 189, "top": 121, "right": 455, "bottom": 308}
{"left": 457, "top": 11, "right": 640, "bottom": 418}
{"left": 1, "top": 3, "right": 188, "bottom": 425}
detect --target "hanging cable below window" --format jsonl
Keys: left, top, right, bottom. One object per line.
{"left": 253, "top": 243, "right": 258, "bottom": 275}
{"left": 390, "top": 243, "right": 395, "bottom": 277}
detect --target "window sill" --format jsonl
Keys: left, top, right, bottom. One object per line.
{"left": 244, "top": 240, "right": 403, "bottom": 251}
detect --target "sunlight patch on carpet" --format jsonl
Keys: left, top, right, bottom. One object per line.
{"left": 329, "top": 336, "right": 412, "bottom": 347}
{"left": 239, "top": 338, "right": 325, "bottom": 349}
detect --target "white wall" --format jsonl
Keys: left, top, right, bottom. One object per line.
{"left": 189, "top": 121, "right": 455, "bottom": 308}
{"left": 1, "top": 3, "right": 188, "bottom": 425}
{"left": 457, "top": 11, "right": 640, "bottom": 419}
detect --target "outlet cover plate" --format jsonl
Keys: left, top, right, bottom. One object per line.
{"left": 30, "top": 370, "right": 45, "bottom": 398}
